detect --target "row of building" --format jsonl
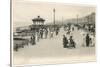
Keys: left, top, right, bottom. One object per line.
{"left": 65, "top": 12, "right": 95, "bottom": 24}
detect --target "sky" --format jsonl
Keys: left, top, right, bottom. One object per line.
{"left": 13, "top": 0, "right": 96, "bottom": 28}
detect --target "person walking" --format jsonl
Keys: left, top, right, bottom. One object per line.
{"left": 69, "top": 36, "right": 76, "bottom": 48}
{"left": 86, "top": 34, "right": 90, "bottom": 47}
{"left": 37, "top": 32, "right": 40, "bottom": 42}
{"left": 63, "top": 35, "right": 68, "bottom": 48}
{"left": 45, "top": 29, "right": 48, "bottom": 39}
{"left": 90, "top": 34, "right": 94, "bottom": 47}
{"left": 82, "top": 34, "right": 86, "bottom": 47}
{"left": 40, "top": 29, "right": 43, "bottom": 39}
{"left": 33, "top": 34, "right": 36, "bottom": 45}
{"left": 50, "top": 31, "right": 53, "bottom": 39}
{"left": 56, "top": 27, "right": 59, "bottom": 35}
{"left": 31, "top": 34, "right": 36, "bottom": 45}
{"left": 15, "top": 44, "right": 18, "bottom": 51}
{"left": 72, "top": 27, "right": 74, "bottom": 31}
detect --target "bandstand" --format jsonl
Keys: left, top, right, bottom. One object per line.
{"left": 30, "top": 16, "right": 45, "bottom": 32}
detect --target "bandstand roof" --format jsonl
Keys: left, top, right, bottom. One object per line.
{"left": 32, "top": 16, "right": 45, "bottom": 22}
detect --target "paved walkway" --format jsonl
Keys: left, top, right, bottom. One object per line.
{"left": 13, "top": 26, "right": 95, "bottom": 65}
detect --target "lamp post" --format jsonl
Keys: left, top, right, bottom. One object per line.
{"left": 77, "top": 14, "right": 79, "bottom": 24}
{"left": 62, "top": 17, "right": 63, "bottom": 26}
{"left": 76, "top": 14, "right": 79, "bottom": 30}
{"left": 53, "top": 8, "right": 55, "bottom": 30}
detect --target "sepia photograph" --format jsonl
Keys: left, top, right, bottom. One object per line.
{"left": 12, "top": 0, "right": 96, "bottom": 66}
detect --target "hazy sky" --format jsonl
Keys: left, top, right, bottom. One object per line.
{"left": 13, "top": 0, "right": 96, "bottom": 28}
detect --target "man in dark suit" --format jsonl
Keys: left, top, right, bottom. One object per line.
{"left": 86, "top": 34, "right": 90, "bottom": 47}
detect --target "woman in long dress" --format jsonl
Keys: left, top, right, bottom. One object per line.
{"left": 90, "top": 34, "right": 95, "bottom": 47}
{"left": 31, "top": 34, "right": 36, "bottom": 45}
{"left": 82, "top": 34, "right": 86, "bottom": 47}
{"left": 63, "top": 35, "right": 68, "bottom": 48}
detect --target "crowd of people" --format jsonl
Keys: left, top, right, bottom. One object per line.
{"left": 29, "top": 23, "right": 95, "bottom": 48}
{"left": 63, "top": 35, "right": 76, "bottom": 48}
{"left": 62, "top": 24, "right": 95, "bottom": 48}
{"left": 14, "top": 23, "right": 95, "bottom": 52}
{"left": 82, "top": 33, "right": 95, "bottom": 47}
{"left": 19, "top": 24, "right": 95, "bottom": 49}
{"left": 30, "top": 26, "right": 60, "bottom": 45}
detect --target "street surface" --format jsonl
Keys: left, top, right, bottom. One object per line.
{"left": 13, "top": 26, "right": 96, "bottom": 65}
